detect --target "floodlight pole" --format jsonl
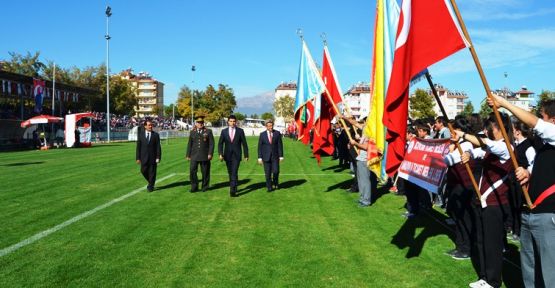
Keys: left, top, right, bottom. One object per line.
{"left": 105, "top": 6, "right": 112, "bottom": 142}
{"left": 191, "top": 65, "right": 196, "bottom": 126}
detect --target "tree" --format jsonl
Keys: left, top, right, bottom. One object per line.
{"left": 164, "top": 104, "right": 179, "bottom": 118}
{"left": 409, "top": 88, "right": 436, "bottom": 119}
{"left": 534, "top": 90, "right": 555, "bottom": 113}
{"left": 234, "top": 112, "right": 246, "bottom": 121}
{"left": 176, "top": 83, "right": 237, "bottom": 124}
{"left": 250, "top": 113, "right": 259, "bottom": 119}
{"left": 479, "top": 100, "right": 493, "bottom": 118}
{"left": 176, "top": 85, "right": 198, "bottom": 122}
{"left": 273, "top": 95, "right": 295, "bottom": 121}
{"left": 109, "top": 77, "right": 137, "bottom": 115}
{"left": 2, "top": 51, "right": 46, "bottom": 77}
{"left": 460, "top": 101, "right": 474, "bottom": 116}
{"left": 261, "top": 112, "right": 274, "bottom": 120}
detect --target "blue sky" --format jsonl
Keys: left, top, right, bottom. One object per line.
{"left": 2, "top": 0, "right": 555, "bottom": 113}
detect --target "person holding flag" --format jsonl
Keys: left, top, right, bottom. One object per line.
{"left": 344, "top": 116, "right": 375, "bottom": 207}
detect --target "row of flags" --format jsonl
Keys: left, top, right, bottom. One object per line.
{"left": 294, "top": 0, "right": 470, "bottom": 178}
{"left": 1, "top": 79, "right": 81, "bottom": 103}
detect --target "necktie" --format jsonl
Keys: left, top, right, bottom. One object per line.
{"left": 230, "top": 128, "right": 235, "bottom": 142}
{"left": 146, "top": 132, "right": 150, "bottom": 142}
{"left": 268, "top": 131, "right": 272, "bottom": 144}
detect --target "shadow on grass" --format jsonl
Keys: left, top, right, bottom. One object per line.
{"left": 390, "top": 206, "right": 524, "bottom": 287}
{"left": 322, "top": 164, "right": 349, "bottom": 172}
{"left": 325, "top": 179, "right": 352, "bottom": 192}
{"left": 156, "top": 180, "right": 190, "bottom": 190}
{"left": 371, "top": 185, "right": 390, "bottom": 204}
{"left": 500, "top": 243, "right": 524, "bottom": 288}
{"left": 391, "top": 208, "right": 453, "bottom": 258}
{"left": 2, "top": 161, "right": 44, "bottom": 167}
{"left": 211, "top": 178, "right": 250, "bottom": 191}
{"left": 279, "top": 179, "right": 307, "bottom": 189}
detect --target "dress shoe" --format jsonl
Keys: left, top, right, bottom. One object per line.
{"left": 201, "top": 187, "right": 208, "bottom": 192}
{"left": 147, "top": 187, "right": 154, "bottom": 192}
{"left": 267, "top": 188, "right": 274, "bottom": 192}
{"left": 190, "top": 188, "right": 198, "bottom": 193}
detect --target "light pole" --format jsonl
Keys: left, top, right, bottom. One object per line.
{"left": 191, "top": 65, "right": 195, "bottom": 125}
{"left": 105, "top": 6, "right": 112, "bottom": 142}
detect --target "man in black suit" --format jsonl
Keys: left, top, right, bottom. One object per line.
{"left": 257, "top": 119, "right": 284, "bottom": 192}
{"left": 218, "top": 115, "right": 249, "bottom": 197}
{"left": 186, "top": 116, "right": 214, "bottom": 192}
{"left": 136, "top": 120, "right": 162, "bottom": 192}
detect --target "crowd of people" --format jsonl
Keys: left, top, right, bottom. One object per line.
{"left": 320, "top": 94, "right": 553, "bottom": 288}
{"left": 89, "top": 112, "right": 183, "bottom": 131}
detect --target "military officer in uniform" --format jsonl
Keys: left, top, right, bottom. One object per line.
{"left": 186, "top": 116, "right": 215, "bottom": 192}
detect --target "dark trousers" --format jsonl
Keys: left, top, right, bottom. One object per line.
{"left": 190, "top": 160, "right": 211, "bottom": 190}
{"left": 140, "top": 163, "right": 157, "bottom": 189}
{"left": 263, "top": 158, "right": 279, "bottom": 190}
{"left": 225, "top": 157, "right": 240, "bottom": 193}
{"left": 405, "top": 181, "right": 427, "bottom": 215}
{"left": 446, "top": 184, "right": 473, "bottom": 254}
{"left": 506, "top": 176, "right": 522, "bottom": 236}
{"left": 472, "top": 204, "right": 508, "bottom": 288}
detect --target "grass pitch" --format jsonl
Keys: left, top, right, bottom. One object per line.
{"left": 0, "top": 137, "right": 522, "bottom": 287}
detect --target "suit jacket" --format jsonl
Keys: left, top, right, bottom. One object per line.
{"left": 186, "top": 128, "right": 214, "bottom": 161}
{"left": 258, "top": 130, "right": 283, "bottom": 162}
{"left": 136, "top": 130, "right": 162, "bottom": 165}
{"left": 218, "top": 127, "right": 249, "bottom": 161}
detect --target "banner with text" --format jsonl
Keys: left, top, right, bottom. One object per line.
{"left": 398, "top": 137, "right": 450, "bottom": 193}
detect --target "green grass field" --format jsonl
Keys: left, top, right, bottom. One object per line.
{"left": 0, "top": 137, "right": 523, "bottom": 287}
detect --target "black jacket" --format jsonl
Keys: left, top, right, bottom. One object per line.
{"left": 136, "top": 130, "right": 162, "bottom": 165}
{"left": 218, "top": 127, "right": 249, "bottom": 161}
{"left": 258, "top": 130, "right": 283, "bottom": 161}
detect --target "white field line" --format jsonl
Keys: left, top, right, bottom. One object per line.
{"left": 176, "top": 173, "right": 350, "bottom": 176}
{"left": 0, "top": 173, "right": 177, "bottom": 258}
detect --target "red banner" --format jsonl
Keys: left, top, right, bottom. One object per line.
{"left": 398, "top": 137, "right": 450, "bottom": 193}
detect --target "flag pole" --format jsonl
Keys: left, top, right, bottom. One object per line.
{"left": 425, "top": 72, "right": 481, "bottom": 199}
{"left": 449, "top": 0, "right": 533, "bottom": 208}
{"left": 321, "top": 34, "right": 360, "bottom": 138}
{"left": 319, "top": 34, "right": 359, "bottom": 152}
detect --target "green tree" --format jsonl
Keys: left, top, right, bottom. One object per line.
{"left": 41, "top": 61, "right": 74, "bottom": 85}
{"left": 460, "top": 101, "right": 474, "bottom": 116}
{"left": 214, "top": 84, "right": 236, "bottom": 121}
{"left": 261, "top": 112, "right": 274, "bottom": 120}
{"left": 409, "top": 88, "right": 436, "bottom": 119}
{"left": 176, "top": 85, "right": 199, "bottom": 122}
{"left": 109, "top": 77, "right": 137, "bottom": 115}
{"left": 479, "top": 100, "right": 493, "bottom": 118}
{"left": 164, "top": 104, "right": 179, "bottom": 118}
{"left": 250, "top": 113, "right": 259, "bottom": 119}
{"left": 273, "top": 95, "right": 295, "bottom": 121}
{"left": 2, "top": 51, "right": 46, "bottom": 77}
{"left": 234, "top": 112, "right": 246, "bottom": 121}
{"left": 534, "top": 90, "right": 555, "bottom": 113}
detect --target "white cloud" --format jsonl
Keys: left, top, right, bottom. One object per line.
{"left": 430, "top": 28, "right": 555, "bottom": 75}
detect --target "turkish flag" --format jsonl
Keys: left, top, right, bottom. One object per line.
{"left": 383, "top": 0, "right": 468, "bottom": 175}
{"left": 312, "top": 46, "right": 343, "bottom": 163}
{"left": 296, "top": 100, "right": 314, "bottom": 145}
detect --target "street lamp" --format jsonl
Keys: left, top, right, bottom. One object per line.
{"left": 105, "top": 5, "right": 112, "bottom": 142}
{"left": 191, "top": 65, "right": 196, "bottom": 125}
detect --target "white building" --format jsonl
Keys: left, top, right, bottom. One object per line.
{"left": 343, "top": 82, "right": 371, "bottom": 120}
{"left": 121, "top": 69, "right": 164, "bottom": 117}
{"left": 274, "top": 82, "right": 297, "bottom": 129}
{"left": 491, "top": 86, "right": 534, "bottom": 113}
{"left": 413, "top": 84, "right": 467, "bottom": 119}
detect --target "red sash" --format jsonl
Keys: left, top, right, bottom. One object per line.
{"left": 534, "top": 183, "right": 555, "bottom": 207}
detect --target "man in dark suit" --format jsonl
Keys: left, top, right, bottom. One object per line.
{"left": 136, "top": 120, "right": 162, "bottom": 192}
{"left": 257, "top": 119, "right": 284, "bottom": 192}
{"left": 218, "top": 115, "right": 249, "bottom": 197}
{"left": 186, "top": 116, "right": 214, "bottom": 192}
